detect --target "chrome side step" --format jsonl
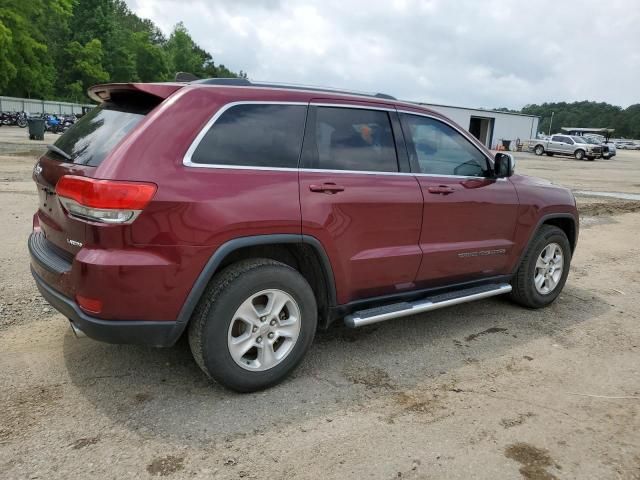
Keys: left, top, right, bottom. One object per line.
{"left": 344, "top": 283, "right": 512, "bottom": 328}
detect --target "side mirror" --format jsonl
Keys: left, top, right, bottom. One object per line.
{"left": 494, "top": 152, "right": 515, "bottom": 178}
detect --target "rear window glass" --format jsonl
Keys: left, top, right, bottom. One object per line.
{"left": 190, "top": 104, "right": 307, "bottom": 168}
{"left": 51, "top": 103, "right": 148, "bottom": 166}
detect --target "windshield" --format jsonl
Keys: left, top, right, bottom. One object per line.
{"left": 50, "top": 103, "right": 149, "bottom": 166}
{"left": 572, "top": 136, "right": 588, "bottom": 144}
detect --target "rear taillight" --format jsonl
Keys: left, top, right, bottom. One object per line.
{"left": 55, "top": 175, "right": 157, "bottom": 224}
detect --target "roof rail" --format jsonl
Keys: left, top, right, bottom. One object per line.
{"left": 191, "top": 77, "right": 396, "bottom": 100}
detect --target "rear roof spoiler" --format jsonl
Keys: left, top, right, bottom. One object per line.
{"left": 87, "top": 82, "right": 185, "bottom": 103}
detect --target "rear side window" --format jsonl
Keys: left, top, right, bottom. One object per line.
{"left": 190, "top": 104, "right": 307, "bottom": 168}
{"left": 303, "top": 107, "right": 398, "bottom": 172}
{"left": 51, "top": 103, "right": 148, "bottom": 166}
{"left": 400, "top": 113, "right": 490, "bottom": 177}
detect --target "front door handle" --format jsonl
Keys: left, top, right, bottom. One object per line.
{"left": 427, "top": 185, "right": 455, "bottom": 195}
{"left": 309, "top": 183, "right": 345, "bottom": 194}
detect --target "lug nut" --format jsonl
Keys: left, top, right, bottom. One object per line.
{"left": 260, "top": 316, "right": 267, "bottom": 322}
{"left": 268, "top": 333, "right": 274, "bottom": 339}
{"left": 252, "top": 326, "right": 258, "bottom": 333}
{"left": 256, "top": 336, "right": 262, "bottom": 343}
{"left": 270, "top": 319, "right": 276, "bottom": 326}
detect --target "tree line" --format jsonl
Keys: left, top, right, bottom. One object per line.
{"left": 497, "top": 101, "right": 640, "bottom": 139}
{"left": 0, "top": 0, "right": 245, "bottom": 103}
{"left": 1, "top": 0, "right": 638, "bottom": 138}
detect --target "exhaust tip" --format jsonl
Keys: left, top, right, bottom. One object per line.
{"left": 69, "top": 321, "right": 86, "bottom": 338}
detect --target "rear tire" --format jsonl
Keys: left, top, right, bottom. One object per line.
{"left": 534, "top": 145, "right": 544, "bottom": 156}
{"left": 188, "top": 258, "right": 317, "bottom": 392}
{"left": 510, "top": 225, "right": 571, "bottom": 309}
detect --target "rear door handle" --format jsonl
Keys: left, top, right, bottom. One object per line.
{"left": 427, "top": 185, "right": 455, "bottom": 195}
{"left": 309, "top": 183, "right": 345, "bottom": 194}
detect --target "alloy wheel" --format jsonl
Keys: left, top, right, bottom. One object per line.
{"left": 227, "top": 289, "right": 301, "bottom": 371}
{"left": 534, "top": 242, "right": 564, "bottom": 295}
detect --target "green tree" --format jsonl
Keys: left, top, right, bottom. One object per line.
{"left": 132, "top": 31, "right": 169, "bottom": 82}
{"left": 0, "top": 19, "right": 16, "bottom": 90}
{"left": 63, "top": 39, "right": 109, "bottom": 100}
{"left": 0, "top": 0, "right": 243, "bottom": 100}
{"left": 166, "top": 22, "right": 203, "bottom": 75}
{"left": 0, "top": 0, "right": 72, "bottom": 97}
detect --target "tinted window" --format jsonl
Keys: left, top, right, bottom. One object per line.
{"left": 304, "top": 107, "right": 398, "bottom": 172}
{"left": 400, "top": 113, "right": 490, "bottom": 177}
{"left": 51, "top": 104, "right": 147, "bottom": 166}
{"left": 551, "top": 136, "right": 562, "bottom": 142}
{"left": 191, "top": 104, "right": 306, "bottom": 168}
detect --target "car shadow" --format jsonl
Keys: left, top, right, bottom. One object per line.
{"left": 62, "top": 283, "right": 608, "bottom": 444}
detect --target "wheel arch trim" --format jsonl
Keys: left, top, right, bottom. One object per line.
{"left": 174, "top": 234, "right": 337, "bottom": 334}
{"left": 513, "top": 213, "right": 578, "bottom": 274}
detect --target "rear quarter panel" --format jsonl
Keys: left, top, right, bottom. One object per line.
{"left": 82, "top": 87, "right": 309, "bottom": 320}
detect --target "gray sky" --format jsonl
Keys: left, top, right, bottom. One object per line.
{"left": 126, "top": 0, "right": 640, "bottom": 109}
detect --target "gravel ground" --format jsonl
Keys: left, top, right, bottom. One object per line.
{"left": 1, "top": 126, "right": 639, "bottom": 479}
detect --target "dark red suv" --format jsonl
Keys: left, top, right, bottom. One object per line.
{"left": 29, "top": 79, "right": 578, "bottom": 391}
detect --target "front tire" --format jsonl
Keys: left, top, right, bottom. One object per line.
{"left": 575, "top": 149, "right": 585, "bottom": 160}
{"left": 510, "top": 225, "right": 571, "bottom": 308}
{"left": 188, "top": 259, "right": 317, "bottom": 392}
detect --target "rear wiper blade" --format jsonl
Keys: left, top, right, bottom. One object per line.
{"left": 46, "top": 144, "right": 72, "bottom": 161}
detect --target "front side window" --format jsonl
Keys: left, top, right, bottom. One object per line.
{"left": 303, "top": 107, "right": 399, "bottom": 172}
{"left": 190, "top": 104, "right": 307, "bottom": 168}
{"left": 400, "top": 113, "right": 490, "bottom": 177}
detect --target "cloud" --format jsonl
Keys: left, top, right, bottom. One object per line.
{"left": 127, "top": 0, "right": 640, "bottom": 108}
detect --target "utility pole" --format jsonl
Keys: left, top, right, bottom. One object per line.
{"left": 548, "top": 111, "right": 555, "bottom": 136}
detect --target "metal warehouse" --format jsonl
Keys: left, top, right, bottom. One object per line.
{"left": 417, "top": 102, "right": 539, "bottom": 150}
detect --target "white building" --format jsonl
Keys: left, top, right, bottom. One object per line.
{"left": 417, "top": 102, "right": 539, "bottom": 149}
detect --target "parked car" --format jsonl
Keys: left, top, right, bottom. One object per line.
{"left": 532, "top": 134, "right": 602, "bottom": 160}
{"left": 584, "top": 134, "right": 616, "bottom": 159}
{"left": 615, "top": 140, "right": 637, "bottom": 150}
{"left": 29, "top": 79, "right": 579, "bottom": 392}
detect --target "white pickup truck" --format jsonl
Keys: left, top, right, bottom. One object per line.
{"left": 531, "top": 134, "right": 602, "bottom": 161}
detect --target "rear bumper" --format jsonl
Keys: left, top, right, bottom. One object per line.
{"left": 31, "top": 267, "right": 185, "bottom": 347}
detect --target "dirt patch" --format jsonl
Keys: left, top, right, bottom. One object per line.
{"left": 317, "top": 324, "right": 379, "bottom": 343}
{"left": 1, "top": 291, "right": 56, "bottom": 330}
{"left": 578, "top": 201, "right": 640, "bottom": 217}
{"left": 0, "top": 385, "right": 63, "bottom": 442}
{"left": 134, "top": 392, "right": 153, "bottom": 403}
{"left": 385, "top": 384, "right": 455, "bottom": 424}
{"left": 505, "top": 442, "right": 560, "bottom": 479}
{"left": 146, "top": 455, "right": 185, "bottom": 476}
{"left": 343, "top": 365, "right": 395, "bottom": 390}
{"left": 465, "top": 327, "right": 508, "bottom": 342}
{"left": 500, "top": 412, "right": 535, "bottom": 429}
{"left": 70, "top": 436, "right": 100, "bottom": 450}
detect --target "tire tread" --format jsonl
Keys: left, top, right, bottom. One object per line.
{"left": 510, "top": 225, "right": 570, "bottom": 308}
{"left": 188, "top": 258, "right": 282, "bottom": 378}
